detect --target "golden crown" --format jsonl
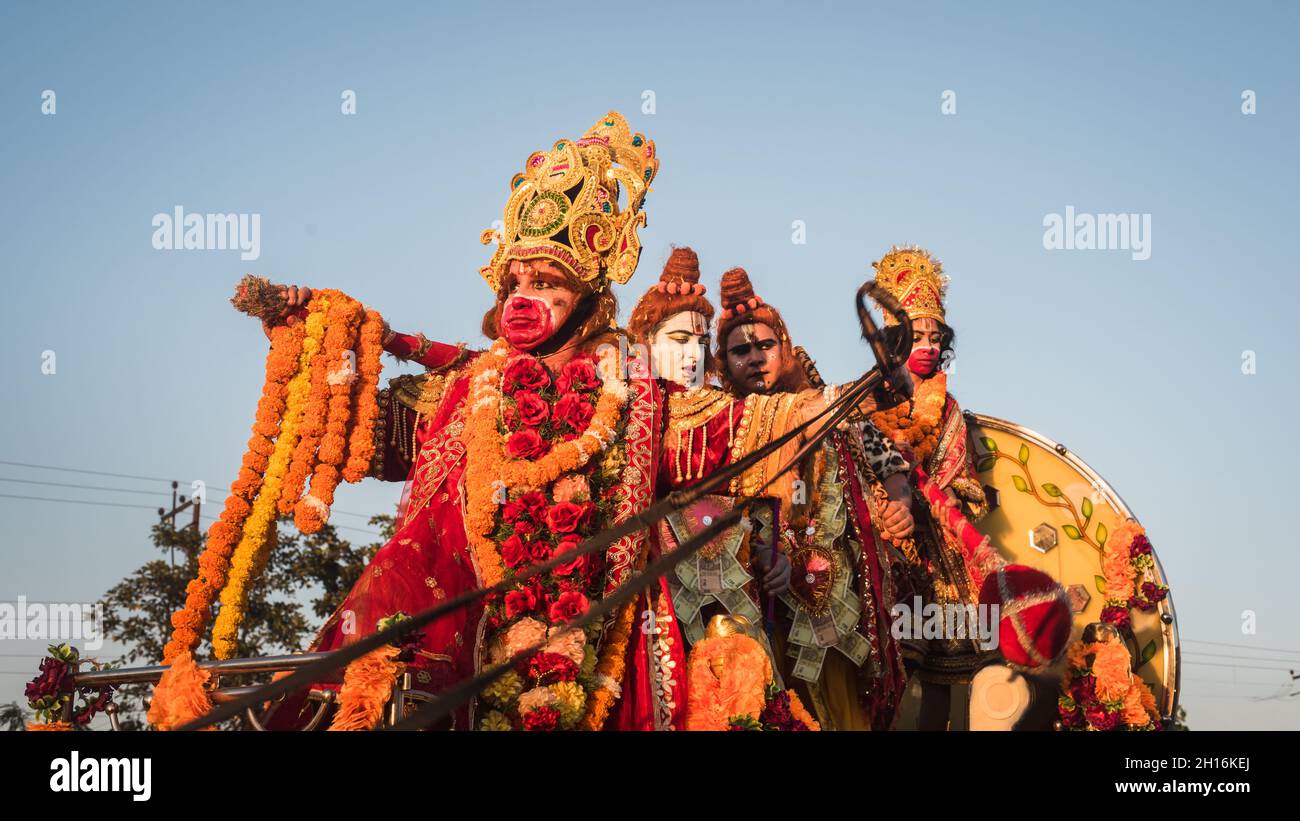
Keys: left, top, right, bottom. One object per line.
{"left": 479, "top": 111, "right": 659, "bottom": 294}
{"left": 870, "top": 245, "right": 949, "bottom": 326}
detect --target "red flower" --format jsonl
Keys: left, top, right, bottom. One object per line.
{"left": 521, "top": 705, "right": 561, "bottom": 731}
{"left": 1058, "top": 701, "right": 1086, "bottom": 729}
{"left": 513, "top": 391, "right": 550, "bottom": 428}
{"left": 553, "top": 535, "right": 587, "bottom": 577}
{"left": 553, "top": 393, "right": 596, "bottom": 432}
{"left": 1100, "top": 605, "right": 1131, "bottom": 630}
{"left": 555, "top": 575, "right": 586, "bottom": 594}
{"left": 502, "top": 499, "right": 528, "bottom": 524}
{"left": 1141, "top": 581, "right": 1167, "bottom": 603}
{"left": 528, "top": 541, "right": 553, "bottom": 563}
{"left": 504, "top": 586, "right": 538, "bottom": 619}
{"left": 1130, "top": 534, "right": 1153, "bottom": 557}
{"left": 546, "top": 501, "right": 594, "bottom": 534}
{"left": 548, "top": 590, "right": 589, "bottom": 623}
{"left": 1068, "top": 673, "right": 1096, "bottom": 704}
{"left": 1085, "top": 705, "right": 1121, "bottom": 731}
{"left": 557, "top": 357, "right": 600, "bottom": 393}
{"left": 517, "top": 491, "right": 548, "bottom": 521}
{"left": 527, "top": 652, "right": 579, "bottom": 683}
{"left": 503, "top": 356, "right": 550, "bottom": 393}
{"left": 512, "top": 520, "right": 536, "bottom": 540}
{"left": 502, "top": 535, "right": 530, "bottom": 569}
{"left": 505, "top": 428, "right": 549, "bottom": 459}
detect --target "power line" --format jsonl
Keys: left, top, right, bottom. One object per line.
{"left": 0, "top": 460, "right": 176, "bottom": 483}
{"left": 1184, "top": 638, "right": 1300, "bottom": 657}
{"left": 0, "top": 459, "right": 382, "bottom": 520}
{"left": 1182, "top": 678, "right": 1292, "bottom": 689}
{"left": 0, "top": 492, "right": 382, "bottom": 537}
{"left": 0, "top": 477, "right": 171, "bottom": 497}
{"left": 1182, "top": 660, "right": 1295, "bottom": 672}
{"left": 0, "top": 493, "right": 158, "bottom": 511}
{"left": 1183, "top": 650, "right": 1300, "bottom": 664}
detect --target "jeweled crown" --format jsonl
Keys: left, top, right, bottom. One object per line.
{"left": 870, "top": 245, "right": 949, "bottom": 325}
{"left": 479, "top": 111, "right": 659, "bottom": 294}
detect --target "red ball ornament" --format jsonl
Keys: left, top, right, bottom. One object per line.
{"left": 979, "top": 564, "right": 1071, "bottom": 673}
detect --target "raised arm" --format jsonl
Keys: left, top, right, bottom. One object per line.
{"left": 257, "top": 283, "right": 468, "bottom": 371}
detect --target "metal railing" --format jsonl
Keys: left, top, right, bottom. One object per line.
{"left": 66, "top": 653, "right": 438, "bottom": 730}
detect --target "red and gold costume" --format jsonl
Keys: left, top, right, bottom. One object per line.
{"left": 271, "top": 112, "right": 690, "bottom": 731}
{"left": 626, "top": 266, "right": 909, "bottom": 729}
{"left": 868, "top": 246, "right": 997, "bottom": 684}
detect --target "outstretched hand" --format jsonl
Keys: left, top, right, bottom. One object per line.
{"left": 260, "top": 284, "right": 313, "bottom": 339}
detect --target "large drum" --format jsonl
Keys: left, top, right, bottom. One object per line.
{"left": 961, "top": 412, "right": 1179, "bottom": 730}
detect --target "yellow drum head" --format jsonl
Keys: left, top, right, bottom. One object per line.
{"left": 965, "top": 412, "right": 1179, "bottom": 721}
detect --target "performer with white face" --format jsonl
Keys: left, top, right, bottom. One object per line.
{"left": 627, "top": 246, "right": 716, "bottom": 389}
{"left": 649, "top": 308, "right": 709, "bottom": 387}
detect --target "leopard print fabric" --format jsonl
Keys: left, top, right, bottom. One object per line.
{"left": 857, "top": 420, "right": 908, "bottom": 481}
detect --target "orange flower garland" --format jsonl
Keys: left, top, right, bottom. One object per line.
{"left": 462, "top": 340, "right": 627, "bottom": 587}
{"left": 279, "top": 293, "right": 333, "bottom": 515}
{"left": 151, "top": 279, "right": 387, "bottom": 729}
{"left": 871, "top": 371, "right": 947, "bottom": 466}
{"left": 146, "top": 643, "right": 216, "bottom": 731}
{"left": 685, "top": 631, "right": 773, "bottom": 730}
{"left": 295, "top": 294, "right": 365, "bottom": 532}
{"left": 578, "top": 566, "right": 642, "bottom": 730}
{"left": 342, "top": 309, "right": 385, "bottom": 482}
{"left": 786, "top": 691, "right": 821, "bottom": 730}
{"left": 328, "top": 644, "right": 404, "bottom": 731}
{"left": 25, "top": 722, "right": 75, "bottom": 731}
{"left": 212, "top": 308, "right": 322, "bottom": 658}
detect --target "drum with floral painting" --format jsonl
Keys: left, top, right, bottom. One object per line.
{"left": 962, "top": 412, "right": 1179, "bottom": 729}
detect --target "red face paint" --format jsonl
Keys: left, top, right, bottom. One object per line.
{"left": 500, "top": 295, "right": 554, "bottom": 351}
{"left": 908, "top": 347, "right": 940, "bottom": 377}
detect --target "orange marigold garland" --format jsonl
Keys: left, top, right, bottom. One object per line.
{"left": 342, "top": 308, "right": 385, "bottom": 482}
{"left": 578, "top": 557, "right": 644, "bottom": 731}
{"left": 1098, "top": 520, "right": 1168, "bottom": 631}
{"left": 870, "top": 371, "right": 947, "bottom": 466}
{"left": 279, "top": 293, "right": 333, "bottom": 515}
{"left": 26, "top": 722, "right": 75, "bottom": 731}
{"left": 295, "top": 293, "right": 366, "bottom": 532}
{"left": 146, "top": 645, "right": 216, "bottom": 731}
{"left": 212, "top": 311, "right": 321, "bottom": 658}
{"left": 150, "top": 277, "right": 387, "bottom": 728}
{"left": 329, "top": 646, "right": 404, "bottom": 731}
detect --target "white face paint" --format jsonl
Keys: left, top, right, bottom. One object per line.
{"left": 650, "top": 310, "right": 709, "bottom": 387}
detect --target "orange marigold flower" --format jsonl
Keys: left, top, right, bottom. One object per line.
{"left": 1091, "top": 642, "right": 1133, "bottom": 702}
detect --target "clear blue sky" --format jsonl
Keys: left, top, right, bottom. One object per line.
{"left": 2, "top": 1, "right": 1297, "bottom": 729}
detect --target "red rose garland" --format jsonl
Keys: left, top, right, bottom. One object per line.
{"left": 474, "top": 352, "right": 625, "bottom": 731}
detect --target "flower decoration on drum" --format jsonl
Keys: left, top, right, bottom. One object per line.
{"left": 1057, "top": 624, "right": 1162, "bottom": 731}
{"left": 1100, "top": 520, "right": 1169, "bottom": 630}
{"left": 479, "top": 111, "right": 659, "bottom": 295}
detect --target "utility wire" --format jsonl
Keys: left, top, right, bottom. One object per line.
{"left": 0, "top": 491, "right": 382, "bottom": 537}
{"left": 1184, "top": 638, "right": 1300, "bottom": 657}
{"left": 0, "top": 459, "right": 381, "bottom": 520}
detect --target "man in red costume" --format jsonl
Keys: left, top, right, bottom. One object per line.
{"left": 264, "top": 112, "right": 692, "bottom": 731}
